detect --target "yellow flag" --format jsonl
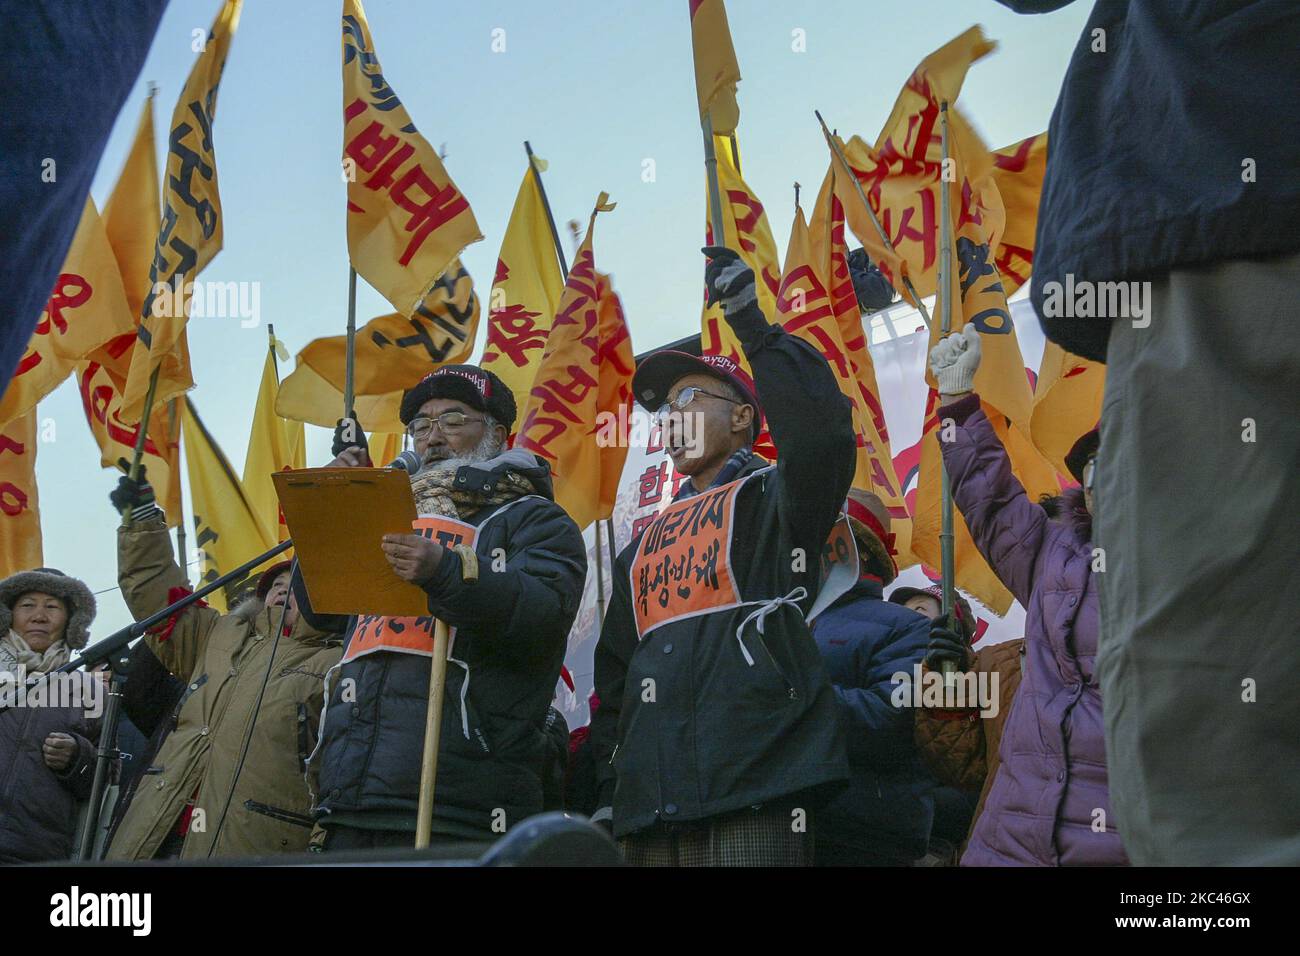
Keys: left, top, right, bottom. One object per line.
{"left": 689, "top": 0, "right": 741, "bottom": 135}
{"left": 103, "top": 95, "right": 162, "bottom": 321}
{"left": 122, "top": 0, "right": 242, "bottom": 420}
{"left": 181, "top": 398, "right": 275, "bottom": 612}
{"left": 985, "top": 132, "right": 1103, "bottom": 477}
{"left": 795, "top": 172, "right": 915, "bottom": 567}
{"left": 342, "top": 0, "right": 482, "bottom": 315}
{"left": 244, "top": 339, "right": 305, "bottom": 543}
{"left": 0, "top": 412, "right": 42, "bottom": 577}
{"left": 830, "top": 27, "right": 1057, "bottom": 611}
{"left": 77, "top": 338, "right": 182, "bottom": 530}
{"left": 595, "top": 272, "right": 636, "bottom": 513}
{"left": 0, "top": 198, "right": 136, "bottom": 426}
{"left": 276, "top": 259, "right": 479, "bottom": 431}
{"left": 702, "top": 135, "right": 782, "bottom": 367}
{"left": 990, "top": 133, "right": 1047, "bottom": 297}
{"left": 368, "top": 430, "right": 404, "bottom": 468}
{"left": 516, "top": 195, "right": 627, "bottom": 530}
{"left": 94, "top": 88, "right": 192, "bottom": 506}
{"left": 1032, "top": 342, "right": 1103, "bottom": 478}
{"left": 481, "top": 162, "right": 566, "bottom": 427}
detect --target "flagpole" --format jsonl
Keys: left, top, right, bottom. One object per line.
{"left": 122, "top": 366, "right": 162, "bottom": 528}
{"left": 703, "top": 113, "right": 727, "bottom": 251}
{"left": 524, "top": 141, "right": 568, "bottom": 277}
{"left": 728, "top": 133, "right": 741, "bottom": 174}
{"left": 169, "top": 397, "right": 187, "bottom": 583}
{"left": 815, "top": 110, "right": 933, "bottom": 333}
{"left": 523, "top": 141, "right": 615, "bottom": 623}
{"left": 343, "top": 266, "right": 357, "bottom": 419}
{"left": 938, "top": 101, "right": 958, "bottom": 685}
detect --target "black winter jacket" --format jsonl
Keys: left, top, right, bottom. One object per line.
{"left": 300, "top": 451, "right": 586, "bottom": 835}
{"left": 590, "top": 298, "right": 855, "bottom": 839}
{"left": 0, "top": 672, "right": 101, "bottom": 863}
{"left": 1000, "top": 0, "right": 1300, "bottom": 361}
{"left": 811, "top": 579, "right": 936, "bottom": 863}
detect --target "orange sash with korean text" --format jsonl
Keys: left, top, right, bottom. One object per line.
{"left": 341, "top": 514, "right": 477, "bottom": 663}
{"left": 629, "top": 474, "right": 750, "bottom": 638}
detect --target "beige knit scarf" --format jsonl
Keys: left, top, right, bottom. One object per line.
{"left": 410, "top": 459, "right": 535, "bottom": 520}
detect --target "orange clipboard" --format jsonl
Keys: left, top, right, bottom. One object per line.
{"left": 273, "top": 467, "right": 429, "bottom": 617}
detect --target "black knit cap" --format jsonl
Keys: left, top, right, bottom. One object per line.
{"left": 399, "top": 364, "right": 517, "bottom": 430}
{"left": 1064, "top": 427, "right": 1100, "bottom": 485}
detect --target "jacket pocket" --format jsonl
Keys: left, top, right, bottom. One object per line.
{"left": 243, "top": 799, "right": 314, "bottom": 828}
{"left": 747, "top": 630, "right": 799, "bottom": 701}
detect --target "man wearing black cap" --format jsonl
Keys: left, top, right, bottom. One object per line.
{"left": 589, "top": 247, "right": 855, "bottom": 866}
{"left": 301, "top": 363, "right": 587, "bottom": 851}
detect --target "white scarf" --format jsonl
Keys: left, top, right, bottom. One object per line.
{"left": 0, "top": 629, "right": 70, "bottom": 677}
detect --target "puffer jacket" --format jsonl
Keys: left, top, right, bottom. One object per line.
{"left": 940, "top": 394, "right": 1125, "bottom": 865}
{"left": 107, "top": 515, "right": 343, "bottom": 860}
{"left": 914, "top": 638, "right": 1025, "bottom": 852}
{"left": 812, "top": 578, "right": 936, "bottom": 863}
{"left": 0, "top": 673, "right": 101, "bottom": 863}
{"left": 0, "top": 568, "right": 103, "bottom": 863}
{"left": 590, "top": 298, "right": 855, "bottom": 839}
{"left": 299, "top": 451, "right": 587, "bottom": 836}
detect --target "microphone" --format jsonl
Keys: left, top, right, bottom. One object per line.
{"left": 387, "top": 449, "right": 422, "bottom": 474}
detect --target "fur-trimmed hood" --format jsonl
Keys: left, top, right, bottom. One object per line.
{"left": 0, "top": 568, "right": 96, "bottom": 649}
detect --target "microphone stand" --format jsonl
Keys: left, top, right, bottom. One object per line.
{"left": 61, "top": 538, "right": 293, "bottom": 861}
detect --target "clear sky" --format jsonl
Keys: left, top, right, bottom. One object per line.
{"left": 30, "top": 0, "right": 1091, "bottom": 637}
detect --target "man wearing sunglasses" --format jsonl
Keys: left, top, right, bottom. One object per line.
{"left": 590, "top": 246, "right": 855, "bottom": 866}
{"left": 301, "top": 364, "right": 587, "bottom": 851}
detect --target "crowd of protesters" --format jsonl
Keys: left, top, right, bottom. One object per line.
{"left": 3, "top": 0, "right": 1298, "bottom": 868}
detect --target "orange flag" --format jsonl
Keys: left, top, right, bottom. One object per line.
{"left": 343, "top": 0, "right": 482, "bottom": 315}
{"left": 481, "top": 161, "right": 566, "bottom": 429}
{"left": 595, "top": 273, "right": 636, "bottom": 512}
{"left": 689, "top": 0, "right": 742, "bottom": 135}
{"left": 0, "top": 198, "right": 136, "bottom": 426}
{"left": 516, "top": 195, "right": 630, "bottom": 530}
{"left": 0, "top": 412, "right": 42, "bottom": 577}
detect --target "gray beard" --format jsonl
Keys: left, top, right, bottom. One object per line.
{"left": 419, "top": 430, "right": 505, "bottom": 475}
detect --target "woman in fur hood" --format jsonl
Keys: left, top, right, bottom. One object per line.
{"left": 0, "top": 567, "right": 104, "bottom": 863}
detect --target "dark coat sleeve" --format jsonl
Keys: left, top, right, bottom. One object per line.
{"left": 834, "top": 611, "right": 931, "bottom": 766}
{"left": 726, "top": 299, "right": 857, "bottom": 566}
{"left": 120, "top": 640, "right": 184, "bottom": 739}
{"left": 420, "top": 502, "right": 587, "bottom": 658}
{"left": 588, "top": 544, "right": 637, "bottom": 816}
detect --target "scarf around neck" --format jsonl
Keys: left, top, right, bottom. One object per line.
{"left": 1, "top": 629, "right": 70, "bottom": 677}
{"left": 410, "top": 451, "right": 537, "bottom": 520}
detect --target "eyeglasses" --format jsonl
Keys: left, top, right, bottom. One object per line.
{"left": 655, "top": 386, "right": 742, "bottom": 423}
{"left": 407, "top": 412, "right": 485, "bottom": 440}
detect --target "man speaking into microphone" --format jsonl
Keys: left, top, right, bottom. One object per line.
{"left": 299, "top": 364, "right": 587, "bottom": 851}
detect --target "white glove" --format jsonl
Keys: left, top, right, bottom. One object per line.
{"left": 928, "top": 325, "right": 982, "bottom": 395}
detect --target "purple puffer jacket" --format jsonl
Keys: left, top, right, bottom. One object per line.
{"left": 940, "top": 394, "right": 1127, "bottom": 866}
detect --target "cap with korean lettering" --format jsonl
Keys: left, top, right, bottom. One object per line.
{"left": 399, "top": 364, "right": 517, "bottom": 430}
{"left": 632, "top": 351, "right": 763, "bottom": 441}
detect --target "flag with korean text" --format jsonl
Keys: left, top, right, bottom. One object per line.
{"left": 244, "top": 336, "right": 305, "bottom": 543}
{"left": 0, "top": 412, "right": 42, "bottom": 578}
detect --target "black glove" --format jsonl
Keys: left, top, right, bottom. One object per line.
{"left": 332, "top": 417, "right": 369, "bottom": 460}
{"left": 847, "top": 247, "right": 896, "bottom": 313}
{"left": 924, "top": 612, "right": 971, "bottom": 671}
{"left": 110, "top": 459, "right": 160, "bottom": 521}
{"left": 701, "top": 245, "right": 758, "bottom": 317}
